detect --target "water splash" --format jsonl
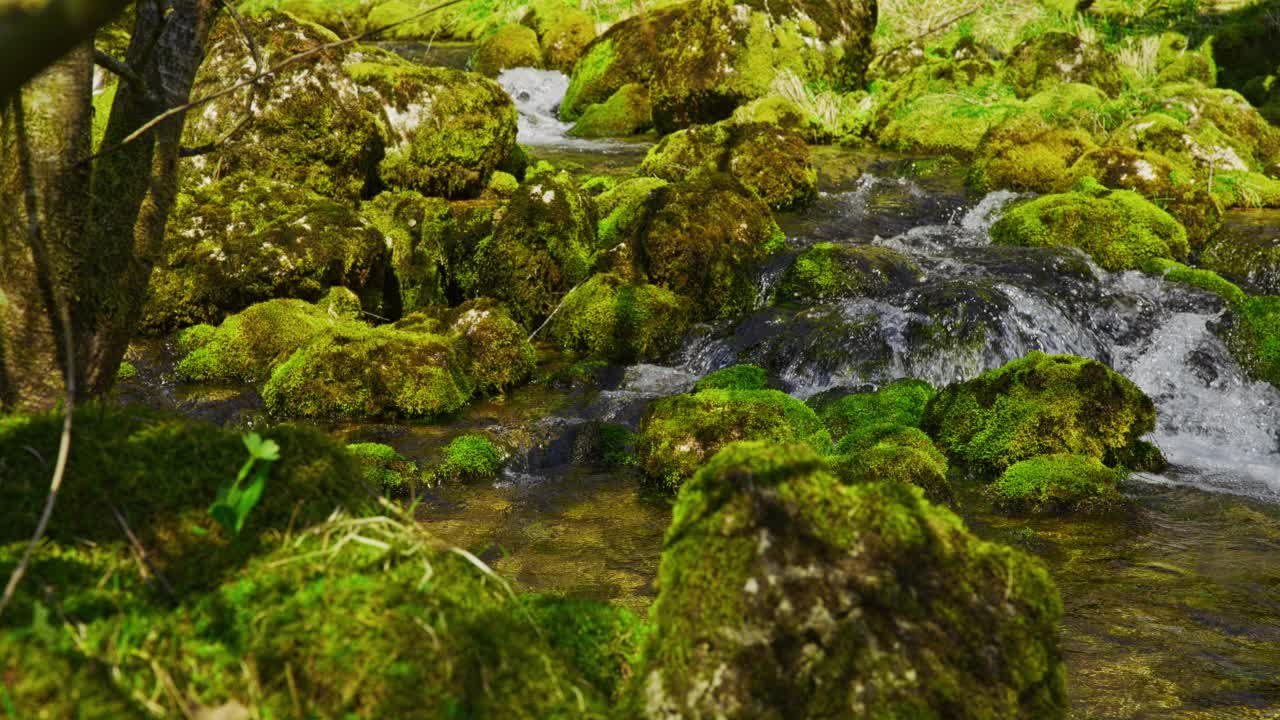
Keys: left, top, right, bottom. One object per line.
{"left": 496, "top": 68, "right": 625, "bottom": 150}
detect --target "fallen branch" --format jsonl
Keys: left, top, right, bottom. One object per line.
{"left": 108, "top": 499, "right": 176, "bottom": 599}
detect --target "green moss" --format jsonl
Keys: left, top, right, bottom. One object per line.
{"left": 1141, "top": 258, "right": 1247, "bottom": 307}
{"left": 967, "top": 87, "right": 1105, "bottom": 193}
{"left": 474, "top": 171, "right": 597, "bottom": 327}
{"left": 1202, "top": 230, "right": 1280, "bottom": 296}
{"left": 635, "top": 388, "right": 833, "bottom": 491}
{"left": 440, "top": 299, "right": 537, "bottom": 394}
{"left": 992, "top": 453, "right": 1127, "bottom": 516}
{"left": 347, "top": 442, "right": 417, "bottom": 494}
{"left": 640, "top": 120, "right": 817, "bottom": 210}
{"left": 175, "top": 297, "right": 353, "bottom": 383}
{"left": 520, "top": 595, "right": 648, "bottom": 700}
{"left": 348, "top": 55, "right": 518, "bottom": 199}
{"left": 830, "top": 439, "right": 952, "bottom": 505}
{"left": 432, "top": 434, "right": 506, "bottom": 483}
{"left": 487, "top": 170, "right": 520, "bottom": 196}
{"left": 593, "top": 176, "right": 667, "bottom": 253}
{"left": 1227, "top": 296, "right": 1280, "bottom": 388}
{"left": 991, "top": 176, "right": 1190, "bottom": 272}
{"left": 146, "top": 172, "right": 389, "bottom": 333}
{"left": 637, "top": 440, "right": 1066, "bottom": 717}
{"left": 1003, "top": 32, "right": 1123, "bottom": 98}
{"left": 263, "top": 325, "right": 473, "bottom": 420}
{"left": 730, "top": 95, "right": 829, "bottom": 142}
{"left": 471, "top": 24, "right": 542, "bottom": 76}
{"left": 640, "top": 171, "right": 786, "bottom": 320}
{"left": 812, "top": 378, "right": 937, "bottom": 442}
{"left": 694, "top": 364, "right": 769, "bottom": 392}
{"left": 569, "top": 83, "right": 653, "bottom": 138}
{"left": 880, "top": 90, "right": 1022, "bottom": 159}
{"left": 545, "top": 273, "right": 689, "bottom": 363}
{"left": 539, "top": 8, "right": 597, "bottom": 73}
{"left": 561, "top": 36, "right": 625, "bottom": 120}
{"left": 921, "top": 351, "right": 1161, "bottom": 475}
{"left": 775, "top": 243, "right": 921, "bottom": 303}
{"left": 115, "top": 361, "right": 137, "bottom": 383}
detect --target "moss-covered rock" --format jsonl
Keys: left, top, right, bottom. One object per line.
{"left": 1155, "top": 83, "right": 1280, "bottom": 174}
{"left": 545, "top": 273, "right": 689, "bottom": 363}
{"left": 562, "top": 0, "right": 876, "bottom": 131}
{"left": 1141, "top": 258, "right": 1247, "bottom": 307}
{"left": 569, "top": 83, "right": 654, "bottom": 138}
{"left": 348, "top": 442, "right": 418, "bottom": 494}
{"left": 694, "top": 364, "right": 769, "bottom": 392}
{"left": 811, "top": 378, "right": 937, "bottom": 443}
{"left": 431, "top": 434, "right": 506, "bottom": 483}
{"left": 968, "top": 86, "right": 1105, "bottom": 193}
{"left": 866, "top": 53, "right": 1001, "bottom": 137}
{"left": 774, "top": 243, "right": 921, "bottom": 303}
{"left": 640, "top": 171, "right": 786, "bottom": 320}
{"left": 475, "top": 171, "right": 596, "bottom": 327}
{"left": 182, "top": 12, "right": 385, "bottom": 201}
{"left": 991, "top": 176, "right": 1190, "bottom": 272}
{"left": 635, "top": 441, "right": 1066, "bottom": 719}
{"left": 992, "top": 453, "right": 1126, "bottom": 516}
{"left": 176, "top": 292, "right": 359, "bottom": 383}
{"left": 1202, "top": 230, "right": 1280, "bottom": 296}
{"left": 635, "top": 388, "right": 832, "bottom": 490}
{"left": 593, "top": 176, "right": 668, "bottom": 259}
{"left": 538, "top": 7, "right": 596, "bottom": 73}
{"left": 361, "top": 191, "right": 499, "bottom": 311}
{"left": 1003, "top": 32, "right": 1123, "bottom": 99}
{"left": 921, "top": 351, "right": 1160, "bottom": 475}
{"left": 640, "top": 120, "right": 817, "bottom": 210}
{"left": 471, "top": 24, "right": 542, "bottom": 77}
{"left": 263, "top": 325, "right": 473, "bottom": 420}
{"left": 143, "top": 173, "right": 389, "bottom": 333}
{"left": 1067, "top": 147, "right": 1222, "bottom": 252}
{"left": 830, "top": 426, "right": 953, "bottom": 505}
{"left": 1225, "top": 295, "right": 1280, "bottom": 388}
{"left": 520, "top": 594, "right": 648, "bottom": 701}
{"left": 1154, "top": 32, "right": 1216, "bottom": 86}
{"left": 880, "top": 91, "right": 1021, "bottom": 159}
{"left": 730, "top": 95, "right": 830, "bottom": 143}
{"left": 440, "top": 299, "right": 537, "bottom": 394}
{"left": 346, "top": 47, "right": 518, "bottom": 198}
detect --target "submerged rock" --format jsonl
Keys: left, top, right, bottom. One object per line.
{"left": 774, "top": 243, "right": 921, "bottom": 303}
{"left": 991, "top": 176, "right": 1189, "bottom": 272}
{"left": 635, "top": 441, "right": 1067, "bottom": 719}
{"left": 991, "top": 453, "right": 1126, "bottom": 516}
{"left": 640, "top": 120, "right": 817, "bottom": 210}
{"left": 922, "top": 351, "right": 1160, "bottom": 474}
{"left": 636, "top": 388, "right": 833, "bottom": 491}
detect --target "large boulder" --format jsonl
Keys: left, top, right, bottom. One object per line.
{"left": 562, "top": 0, "right": 877, "bottom": 132}
{"left": 346, "top": 47, "right": 518, "bottom": 198}
{"left": 545, "top": 273, "right": 690, "bottom": 363}
{"left": 470, "top": 24, "right": 542, "bottom": 77}
{"left": 639, "top": 171, "right": 786, "bottom": 320}
{"left": 991, "top": 176, "right": 1189, "bottom": 272}
{"left": 1003, "top": 32, "right": 1123, "bottom": 99}
{"left": 182, "top": 12, "right": 386, "bottom": 201}
{"left": 143, "top": 173, "right": 389, "bottom": 333}
{"left": 967, "top": 84, "right": 1105, "bottom": 193}
{"left": 640, "top": 120, "right": 817, "bottom": 210}
{"left": 921, "top": 351, "right": 1161, "bottom": 474}
{"left": 635, "top": 442, "right": 1067, "bottom": 719}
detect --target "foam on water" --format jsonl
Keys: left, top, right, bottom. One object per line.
{"left": 496, "top": 67, "right": 620, "bottom": 149}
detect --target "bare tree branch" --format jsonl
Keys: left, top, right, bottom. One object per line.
{"left": 93, "top": 49, "right": 146, "bottom": 92}
{"left": 177, "top": 0, "right": 265, "bottom": 157}
{"left": 0, "top": 0, "right": 134, "bottom": 101}
{"left": 81, "top": 0, "right": 470, "bottom": 166}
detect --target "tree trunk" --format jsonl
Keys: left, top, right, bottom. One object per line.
{"left": 0, "top": 0, "right": 220, "bottom": 410}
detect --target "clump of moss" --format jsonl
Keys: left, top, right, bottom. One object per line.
{"left": 593, "top": 176, "right": 668, "bottom": 253}
{"left": 992, "top": 454, "right": 1127, "bottom": 516}
{"left": 635, "top": 388, "right": 832, "bottom": 491}
{"left": 175, "top": 296, "right": 351, "bottom": 383}
{"left": 967, "top": 86, "right": 1105, "bottom": 193}
{"left": 774, "top": 243, "right": 921, "bottom": 303}
{"left": 694, "top": 364, "right": 769, "bottom": 392}
{"left": 1141, "top": 258, "right": 1247, "bottom": 307}
{"left": 1203, "top": 230, "right": 1280, "bottom": 296}
{"left": 347, "top": 50, "right": 518, "bottom": 198}
{"left": 1003, "top": 32, "right": 1123, "bottom": 98}
{"left": 440, "top": 299, "right": 537, "bottom": 394}
{"left": 536, "top": 7, "right": 596, "bottom": 72}
{"left": 545, "top": 273, "right": 688, "bottom": 363}
{"left": 921, "top": 351, "right": 1161, "bottom": 475}
{"left": 145, "top": 173, "right": 389, "bottom": 333}
{"left": 829, "top": 424, "right": 953, "bottom": 505}
{"left": 1226, "top": 295, "right": 1280, "bottom": 388}
{"left": 474, "top": 171, "right": 597, "bottom": 327}
{"left": 115, "top": 361, "right": 138, "bottom": 383}
{"left": 812, "top": 378, "right": 937, "bottom": 443}
{"left": 991, "top": 176, "right": 1190, "bottom": 271}
{"left": 520, "top": 594, "right": 648, "bottom": 700}
{"left": 347, "top": 442, "right": 418, "bottom": 495}
{"left": 641, "top": 120, "right": 817, "bottom": 210}
{"left": 570, "top": 83, "right": 653, "bottom": 138}
{"left": 880, "top": 91, "right": 1022, "bottom": 159}
{"left": 640, "top": 171, "right": 785, "bottom": 320}
{"left": 263, "top": 325, "right": 473, "bottom": 420}
{"left": 431, "top": 434, "right": 506, "bottom": 483}
{"left": 471, "top": 24, "right": 542, "bottom": 77}
{"left": 635, "top": 441, "right": 1066, "bottom": 718}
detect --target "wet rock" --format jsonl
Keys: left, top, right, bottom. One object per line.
{"left": 346, "top": 46, "right": 518, "bottom": 198}
{"left": 635, "top": 441, "right": 1067, "bottom": 719}
{"left": 1202, "top": 226, "right": 1280, "bottom": 296}
{"left": 774, "top": 243, "right": 921, "bottom": 303}
{"left": 182, "top": 12, "right": 386, "bottom": 201}
{"left": 922, "top": 351, "right": 1161, "bottom": 474}
{"left": 991, "top": 176, "right": 1190, "bottom": 271}
{"left": 569, "top": 83, "right": 653, "bottom": 138}
{"left": 641, "top": 120, "right": 817, "bottom": 210}
{"left": 143, "top": 173, "right": 389, "bottom": 333}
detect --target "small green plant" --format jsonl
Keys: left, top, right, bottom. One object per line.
{"left": 210, "top": 432, "right": 280, "bottom": 535}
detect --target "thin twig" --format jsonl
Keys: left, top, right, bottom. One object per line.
{"left": 527, "top": 278, "right": 588, "bottom": 343}
{"left": 176, "top": 0, "right": 266, "bottom": 157}
{"left": 107, "top": 499, "right": 176, "bottom": 599}
{"left": 93, "top": 50, "right": 146, "bottom": 91}
{"left": 78, "top": 0, "right": 469, "bottom": 167}
{"left": 878, "top": 5, "right": 982, "bottom": 55}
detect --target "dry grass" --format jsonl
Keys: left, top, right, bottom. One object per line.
{"left": 1116, "top": 34, "right": 1162, "bottom": 84}
{"left": 877, "top": 0, "right": 1059, "bottom": 53}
